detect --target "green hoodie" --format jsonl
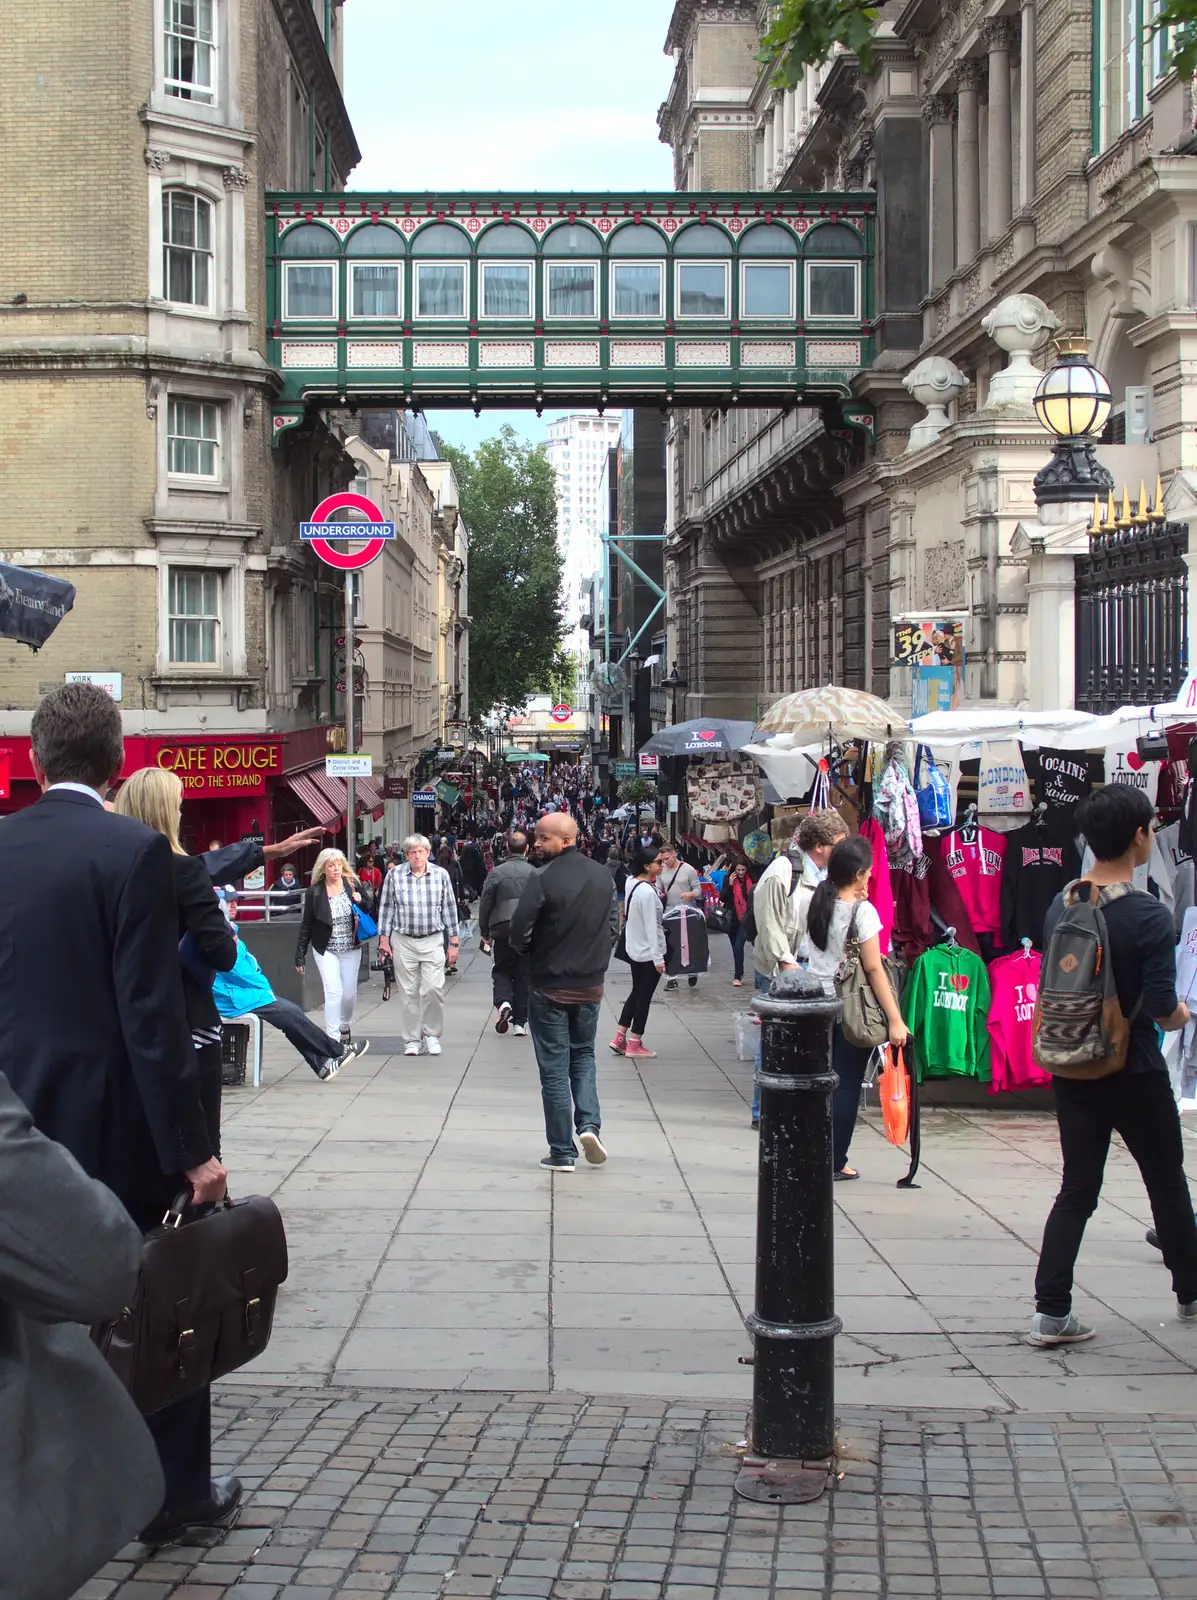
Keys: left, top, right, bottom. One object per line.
{"left": 902, "top": 944, "right": 992, "bottom": 1083}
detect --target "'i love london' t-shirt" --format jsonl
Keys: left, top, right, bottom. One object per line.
{"left": 901, "top": 943, "right": 991, "bottom": 1083}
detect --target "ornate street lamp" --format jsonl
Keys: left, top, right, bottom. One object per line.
{"left": 1032, "top": 336, "right": 1115, "bottom": 505}
{"left": 660, "top": 660, "right": 688, "bottom": 725}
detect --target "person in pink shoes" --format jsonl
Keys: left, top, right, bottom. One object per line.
{"left": 611, "top": 845, "right": 666, "bottom": 1059}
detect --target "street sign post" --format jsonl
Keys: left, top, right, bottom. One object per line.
{"left": 326, "top": 755, "right": 373, "bottom": 778}
{"left": 302, "top": 491, "right": 395, "bottom": 855}
{"left": 638, "top": 753, "right": 660, "bottom": 775}
{"left": 412, "top": 789, "right": 437, "bottom": 808}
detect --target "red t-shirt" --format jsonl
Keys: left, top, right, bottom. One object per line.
{"left": 359, "top": 865, "right": 382, "bottom": 892}
{"left": 942, "top": 827, "right": 1006, "bottom": 936}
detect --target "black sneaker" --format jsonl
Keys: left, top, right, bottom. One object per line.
{"left": 688, "top": 975, "right": 698, "bottom": 987}
{"left": 317, "top": 1058, "right": 340, "bottom": 1081}
{"left": 341, "top": 1038, "right": 369, "bottom": 1065}
{"left": 664, "top": 978, "right": 679, "bottom": 992}
{"left": 495, "top": 1001, "right": 512, "bottom": 1034}
{"left": 539, "top": 1154, "right": 576, "bottom": 1172}
{"left": 579, "top": 1130, "right": 607, "bottom": 1165}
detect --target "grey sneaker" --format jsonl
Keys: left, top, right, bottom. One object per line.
{"left": 317, "top": 1058, "right": 339, "bottom": 1081}
{"left": 539, "top": 1154, "right": 575, "bottom": 1172}
{"left": 579, "top": 1129, "right": 607, "bottom": 1165}
{"left": 1178, "top": 1299, "right": 1197, "bottom": 1322}
{"left": 1027, "top": 1311, "right": 1096, "bottom": 1347}
{"left": 341, "top": 1037, "right": 369, "bottom": 1066}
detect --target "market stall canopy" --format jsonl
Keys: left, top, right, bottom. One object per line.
{"left": 740, "top": 737, "right": 821, "bottom": 802}
{"left": 756, "top": 685, "right": 909, "bottom": 742}
{"left": 911, "top": 701, "right": 1197, "bottom": 751}
{"left": 0, "top": 563, "right": 76, "bottom": 651}
{"left": 504, "top": 750, "right": 550, "bottom": 762}
{"left": 639, "top": 719, "right": 756, "bottom": 758}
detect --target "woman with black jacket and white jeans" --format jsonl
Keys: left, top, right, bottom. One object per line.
{"left": 610, "top": 845, "right": 666, "bottom": 1060}
{"left": 295, "top": 849, "right": 369, "bottom": 1054}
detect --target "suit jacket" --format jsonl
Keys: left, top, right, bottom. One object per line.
{"left": 0, "top": 1071, "right": 165, "bottom": 1600}
{"left": 0, "top": 788, "right": 210, "bottom": 1222}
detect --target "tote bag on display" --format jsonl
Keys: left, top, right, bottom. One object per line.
{"left": 977, "top": 740, "right": 1030, "bottom": 814}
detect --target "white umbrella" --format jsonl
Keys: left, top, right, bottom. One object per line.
{"left": 756, "top": 685, "right": 909, "bottom": 742}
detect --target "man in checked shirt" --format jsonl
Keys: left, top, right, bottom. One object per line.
{"left": 377, "top": 833, "right": 461, "bottom": 1056}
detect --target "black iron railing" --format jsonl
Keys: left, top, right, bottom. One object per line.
{"left": 1075, "top": 516, "right": 1189, "bottom": 713}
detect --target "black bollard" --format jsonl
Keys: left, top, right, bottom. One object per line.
{"left": 736, "top": 968, "right": 841, "bottom": 1505}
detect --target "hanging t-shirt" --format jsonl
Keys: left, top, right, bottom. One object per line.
{"left": 1156, "top": 820, "right": 1192, "bottom": 887}
{"left": 1105, "top": 733, "right": 1162, "bottom": 807}
{"left": 859, "top": 817, "right": 894, "bottom": 957}
{"left": 977, "top": 740, "right": 1031, "bottom": 815}
{"left": 1080, "top": 836, "right": 1175, "bottom": 910}
{"left": 902, "top": 943, "right": 992, "bottom": 1082}
{"left": 1034, "top": 747, "right": 1098, "bottom": 820}
{"left": 999, "top": 820, "right": 1082, "bottom": 951}
{"left": 891, "top": 851, "right": 934, "bottom": 966}
{"left": 939, "top": 826, "right": 1006, "bottom": 935}
{"left": 986, "top": 950, "right": 1050, "bottom": 1095}
{"left": 924, "top": 836, "right": 981, "bottom": 954}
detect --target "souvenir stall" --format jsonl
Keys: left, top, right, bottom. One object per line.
{"left": 740, "top": 687, "right": 1197, "bottom": 1183}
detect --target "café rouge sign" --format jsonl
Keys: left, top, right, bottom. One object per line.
{"left": 154, "top": 740, "right": 280, "bottom": 794}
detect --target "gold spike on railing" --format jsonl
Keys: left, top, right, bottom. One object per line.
{"left": 1120, "top": 486, "right": 1133, "bottom": 527}
{"left": 1153, "top": 474, "right": 1165, "bottom": 519}
{"left": 1105, "top": 489, "right": 1117, "bottom": 530}
{"left": 1134, "top": 480, "right": 1150, "bottom": 525}
{"left": 1090, "top": 495, "right": 1103, "bottom": 535}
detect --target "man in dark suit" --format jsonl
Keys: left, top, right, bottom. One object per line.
{"left": 0, "top": 682, "right": 235, "bottom": 1546}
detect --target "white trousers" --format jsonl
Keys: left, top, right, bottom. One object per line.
{"left": 394, "top": 932, "right": 446, "bottom": 1044}
{"left": 314, "top": 947, "right": 360, "bottom": 1037}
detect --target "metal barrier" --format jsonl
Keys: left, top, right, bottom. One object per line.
{"left": 225, "top": 888, "right": 304, "bottom": 923}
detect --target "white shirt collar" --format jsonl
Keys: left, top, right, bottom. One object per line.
{"left": 49, "top": 781, "right": 105, "bottom": 805}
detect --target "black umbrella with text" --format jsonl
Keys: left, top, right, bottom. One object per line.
{"left": 639, "top": 718, "right": 757, "bottom": 759}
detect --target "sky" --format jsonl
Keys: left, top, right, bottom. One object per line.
{"left": 342, "top": 0, "right": 678, "bottom": 454}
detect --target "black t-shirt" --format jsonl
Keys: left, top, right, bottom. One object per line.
{"left": 1042, "top": 887, "right": 1179, "bottom": 1075}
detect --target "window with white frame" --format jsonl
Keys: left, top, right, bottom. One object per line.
{"left": 168, "top": 567, "right": 222, "bottom": 664}
{"left": 676, "top": 261, "right": 729, "bottom": 318}
{"left": 163, "top": 191, "right": 212, "bottom": 306}
{"left": 415, "top": 262, "right": 466, "bottom": 318}
{"left": 741, "top": 261, "right": 795, "bottom": 318}
{"left": 805, "top": 260, "right": 860, "bottom": 319}
{"left": 1095, "top": 0, "right": 1166, "bottom": 151}
{"left": 611, "top": 262, "right": 663, "bottom": 317}
{"left": 164, "top": 0, "right": 216, "bottom": 104}
{"left": 481, "top": 261, "right": 532, "bottom": 317}
{"left": 167, "top": 398, "right": 220, "bottom": 476}
{"left": 350, "top": 262, "right": 400, "bottom": 317}
{"left": 283, "top": 260, "right": 336, "bottom": 318}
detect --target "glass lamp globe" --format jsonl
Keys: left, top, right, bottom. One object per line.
{"left": 1033, "top": 339, "right": 1113, "bottom": 439}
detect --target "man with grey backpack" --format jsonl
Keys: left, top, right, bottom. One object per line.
{"left": 1028, "top": 784, "right": 1197, "bottom": 1347}
{"left": 479, "top": 829, "right": 536, "bottom": 1035}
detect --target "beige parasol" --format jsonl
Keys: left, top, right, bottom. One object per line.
{"left": 756, "top": 685, "right": 910, "bottom": 742}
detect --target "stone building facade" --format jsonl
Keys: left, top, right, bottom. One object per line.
{"left": 658, "top": 0, "right": 1197, "bottom": 718}
{"left": 0, "top": 0, "right": 360, "bottom": 765}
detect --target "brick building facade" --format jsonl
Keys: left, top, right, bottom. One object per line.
{"left": 658, "top": 0, "right": 1197, "bottom": 718}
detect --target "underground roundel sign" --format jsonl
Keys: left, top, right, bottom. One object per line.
{"left": 551, "top": 703, "right": 571, "bottom": 723}
{"left": 301, "top": 492, "right": 396, "bottom": 570}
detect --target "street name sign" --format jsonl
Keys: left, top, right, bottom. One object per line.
{"left": 326, "top": 755, "right": 373, "bottom": 778}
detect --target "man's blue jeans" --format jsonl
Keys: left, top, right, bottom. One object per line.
{"left": 752, "top": 970, "right": 771, "bottom": 1120}
{"left": 528, "top": 989, "right": 602, "bottom": 1160}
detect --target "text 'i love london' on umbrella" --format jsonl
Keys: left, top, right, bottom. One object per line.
{"left": 639, "top": 719, "right": 757, "bottom": 759}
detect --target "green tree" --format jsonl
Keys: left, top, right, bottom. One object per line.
{"left": 759, "top": 0, "right": 1196, "bottom": 82}
{"left": 442, "top": 425, "right": 566, "bottom": 722}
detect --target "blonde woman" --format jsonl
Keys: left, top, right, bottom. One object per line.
{"left": 296, "top": 849, "right": 369, "bottom": 1051}
{"left": 113, "top": 768, "right": 237, "bottom": 1157}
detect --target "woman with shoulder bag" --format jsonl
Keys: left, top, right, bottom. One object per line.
{"left": 296, "top": 849, "right": 368, "bottom": 1053}
{"left": 719, "top": 860, "right": 755, "bottom": 986}
{"left": 805, "top": 836, "right": 908, "bottom": 1181}
{"left": 610, "top": 845, "right": 666, "bottom": 1060}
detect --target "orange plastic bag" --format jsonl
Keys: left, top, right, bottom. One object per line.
{"left": 879, "top": 1044, "right": 911, "bottom": 1147}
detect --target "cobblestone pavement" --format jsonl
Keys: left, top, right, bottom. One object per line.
{"left": 79, "top": 1385, "right": 1197, "bottom": 1600}
{"left": 212, "top": 935, "right": 1197, "bottom": 1411}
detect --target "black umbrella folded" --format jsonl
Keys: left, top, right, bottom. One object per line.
{"left": 0, "top": 563, "right": 76, "bottom": 651}
{"left": 639, "top": 718, "right": 757, "bottom": 758}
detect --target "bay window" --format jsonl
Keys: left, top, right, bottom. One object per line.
{"left": 415, "top": 263, "right": 466, "bottom": 318}
{"left": 1094, "top": 0, "right": 1167, "bottom": 151}
{"left": 611, "top": 262, "right": 662, "bottom": 317}
{"left": 742, "top": 262, "right": 795, "bottom": 317}
{"left": 163, "top": 191, "right": 212, "bottom": 306}
{"left": 481, "top": 261, "right": 532, "bottom": 317}
{"left": 168, "top": 568, "right": 221, "bottom": 665}
{"left": 546, "top": 262, "right": 597, "bottom": 316}
{"left": 676, "top": 261, "right": 729, "bottom": 318}
{"left": 164, "top": 0, "right": 216, "bottom": 104}
{"left": 167, "top": 398, "right": 219, "bottom": 477}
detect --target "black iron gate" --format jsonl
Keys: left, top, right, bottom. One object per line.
{"left": 1075, "top": 517, "right": 1189, "bottom": 713}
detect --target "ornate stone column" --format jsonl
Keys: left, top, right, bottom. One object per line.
{"left": 984, "top": 18, "right": 1016, "bottom": 238}
{"left": 763, "top": 106, "right": 775, "bottom": 183}
{"left": 955, "top": 58, "right": 984, "bottom": 266}
{"left": 923, "top": 95, "right": 956, "bottom": 292}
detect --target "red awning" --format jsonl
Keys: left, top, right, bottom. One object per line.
{"left": 285, "top": 771, "right": 342, "bottom": 828}
{"left": 357, "top": 774, "right": 385, "bottom": 819}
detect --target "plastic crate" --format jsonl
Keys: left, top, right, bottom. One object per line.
{"left": 221, "top": 1021, "right": 250, "bottom": 1086}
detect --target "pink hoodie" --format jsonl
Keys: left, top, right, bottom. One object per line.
{"left": 942, "top": 827, "right": 1006, "bottom": 936}
{"left": 986, "top": 950, "right": 1051, "bottom": 1094}
{"left": 859, "top": 817, "right": 895, "bottom": 957}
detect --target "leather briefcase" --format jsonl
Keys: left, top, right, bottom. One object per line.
{"left": 93, "top": 1190, "right": 288, "bottom": 1417}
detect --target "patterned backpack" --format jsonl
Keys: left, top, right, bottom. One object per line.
{"left": 1031, "top": 879, "right": 1143, "bottom": 1079}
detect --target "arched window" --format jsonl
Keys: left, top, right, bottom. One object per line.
{"left": 673, "top": 223, "right": 732, "bottom": 255}
{"left": 803, "top": 224, "right": 863, "bottom": 321}
{"left": 476, "top": 223, "right": 535, "bottom": 255}
{"left": 477, "top": 224, "right": 534, "bottom": 318}
{"left": 163, "top": 190, "right": 213, "bottom": 306}
{"left": 543, "top": 224, "right": 601, "bottom": 318}
{"left": 738, "top": 226, "right": 799, "bottom": 320}
{"left": 609, "top": 224, "right": 665, "bottom": 319}
{"left": 410, "top": 223, "right": 471, "bottom": 256}
{"left": 346, "top": 224, "right": 404, "bottom": 320}
{"left": 278, "top": 222, "right": 340, "bottom": 257}
{"left": 412, "top": 222, "right": 470, "bottom": 319}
